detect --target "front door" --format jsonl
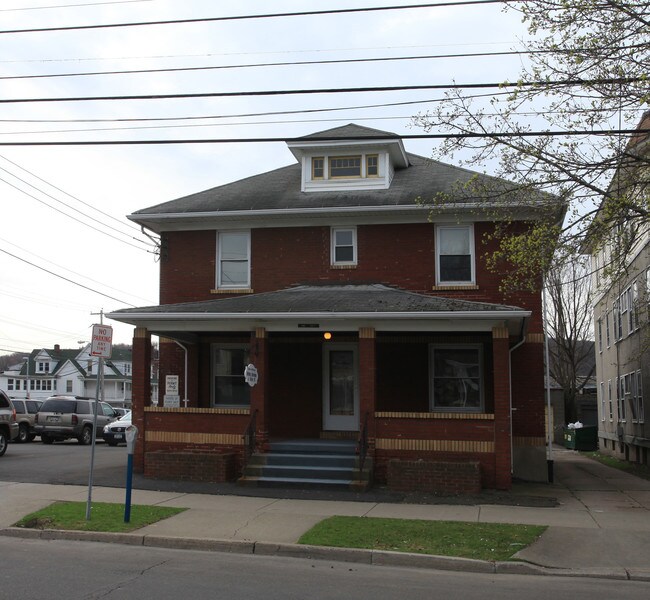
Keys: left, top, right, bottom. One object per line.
{"left": 323, "top": 344, "right": 359, "bottom": 431}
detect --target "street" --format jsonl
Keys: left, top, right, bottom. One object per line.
{"left": 3, "top": 536, "right": 649, "bottom": 600}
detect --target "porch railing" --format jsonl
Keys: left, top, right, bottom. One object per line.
{"left": 357, "top": 411, "right": 369, "bottom": 478}
{"left": 242, "top": 409, "right": 258, "bottom": 467}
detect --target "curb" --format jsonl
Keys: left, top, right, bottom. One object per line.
{"left": 0, "top": 527, "right": 639, "bottom": 581}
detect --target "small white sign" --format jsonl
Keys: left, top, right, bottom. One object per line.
{"left": 90, "top": 324, "right": 113, "bottom": 358}
{"left": 244, "top": 363, "right": 258, "bottom": 387}
{"left": 163, "top": 394, "right": 180, "bottom": 408}
{"left": 165, "top": 375, "right": 179, "bottom": 395}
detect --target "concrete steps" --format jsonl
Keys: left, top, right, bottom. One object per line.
{"left": 238, "top": 439, "right": 372, "bottom": 491}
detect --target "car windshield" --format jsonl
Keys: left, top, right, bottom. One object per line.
{"left": 118, "top": 412, "right": 131, "bottom": 422}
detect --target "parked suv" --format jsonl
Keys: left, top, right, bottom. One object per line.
{"left": 34, "top": 396, "right": 119, "bottom": 445}
{"left": 0, "top": 390, "right": 19, "bottom": 456}
{"left": 10, "top": 398, "right": 43, "bottom": 443}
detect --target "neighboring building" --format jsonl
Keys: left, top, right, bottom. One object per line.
{"left": 587, "top": 111, "right": 650, "bottom": 465}
{"left": 109, "top": 124, "right": 565, "bottom": 491}
{"left": 0, "top": 344, "right": 133, "bottom": 407}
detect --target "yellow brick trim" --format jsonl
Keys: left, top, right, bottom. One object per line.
{"left": 145, "top": 407, "right": 250, "bottom": 415}
{"left": 158, "top": 337, "right": 176, "bottom": 345}
{"left": 492, "top": 326, "right": 509, "bottom": 339}
{"left": 375, "top": 411, "right": 494, "bottom": 420}
{"left": 526, "top": 333, "right": 545, "bottom": 344}
{"left": 210, "top": 288, "right": 253, "bottom": 294}
{"left": 134, "top": 327, "right": 149, "bottom": 339}
{"left": 359, "top": 327, "right": 375, "bottom": 339}
{"left": 376, "top": 438, "right": 494, "bottom": 453}
{"left": 255, "top": 327, "right": 267, "bottom": 339}
{"left": 512, "top": 436, "right": 547, "bottom": 447}
{"left": 146, "top": 431, "right": 243, "bottom": 445}
{"left": 431, "top": 285, "right": 479, "bottom": 291}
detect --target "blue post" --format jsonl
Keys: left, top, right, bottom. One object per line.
{"left": 124, "top": 453, "right": 133, "bottom": 523}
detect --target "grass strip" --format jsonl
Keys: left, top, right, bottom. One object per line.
{"left": 15, "top": 501, "right": 185, "bottom": 533}
{"left": 583, "top": 451, "right": 650, "bottom": 481}
{"left": 299, "top": 516, "right": 546, "bottom": 561}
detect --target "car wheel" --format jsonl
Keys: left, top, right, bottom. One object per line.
{"left": 78, "top": 426, "right": 92, "bottom": 445}
{"left": 17, "top": 424, "right": 29, "bottom": 443}
{"left": 0, "top": 431, "right": 8, "bottom": 456}
{"left": 41, "top": 434, "right": 54, "bottom": 444}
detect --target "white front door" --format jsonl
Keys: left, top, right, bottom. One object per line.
{"left": 323, "top": 344, "right": 359, "bottom": 431}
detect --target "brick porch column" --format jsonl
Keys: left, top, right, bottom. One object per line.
{"left": 492, "top": 325, "right": 512, "bottom": 490}
{"left": 250, "top": 327, "right": 269, "bottom": 450}
{"left": 132, "top": 326, "right": 151, "bottom": 473}
{"left": 358, "top": 327, "right": 377, "bottom": 450}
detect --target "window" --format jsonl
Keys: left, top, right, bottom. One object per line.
{"left": 7, "top": 378, "right": 14, "bottom": 391}
{"left": 217, "top": 231, "right": 250, "bottom": 289}
{"left": 600, "top": 382, "right": 605, "bottom": 421}
{"left": 617, "top": 376, "right": 626, "bottom": 422}
{"left": 66, "top": 380, "right": 73, "bottom": 393}
{"left": 430, "top": 345, "right": 482, "bottom": 411}
{"left": 331, "top": 227, "right": 357, "bottom": 265}
{"left": 312, "top": 157, "right": 324, "bottom": 179}
{"left": 597, "top": 318, "right": 603, "bottom": 353}
{"left": 37, "top": 362, "right": 49, "bottom": 372}
{"left": 211, "top": 345, "right": 251, "bottom": 406}
{"left": 366, "top": 154, "right": 378, "bottom": 177}
{"left": 330, "top": 156, "right": 361, "bottom": 178}
{"left": 436, "top": 225, "right": 474, "bottom": 284}
{"left": 637, "top": 371, "right": 644, "bottom": 423}
{"left": 606, "top": 310, "right": 611, "bottom": 347}
{"left": 608, "top": 379, "right": 613, "bottom": 420}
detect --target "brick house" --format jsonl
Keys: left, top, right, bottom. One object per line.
{"left": 109, "top": 124, "right": 564, "bottom": 491}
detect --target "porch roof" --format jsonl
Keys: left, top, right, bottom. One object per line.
{"left": 108, "top": 284, "right": 530, "bottom": 338}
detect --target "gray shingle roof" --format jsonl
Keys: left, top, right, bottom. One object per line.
{"left": 111, "top": 284, "right": 524, "bottom": 316}
{"left": 298, "top": 123, "right": 400, "bottom": 140}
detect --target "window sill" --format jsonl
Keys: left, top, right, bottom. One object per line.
{"left": 330, "top": 264, "right": 357, "bottom": 270}
{"left": 432, "top": 284, "right": 479, "bottom": 291}
{"left": 211, "top": 288, "right": 253, "bottom": 295}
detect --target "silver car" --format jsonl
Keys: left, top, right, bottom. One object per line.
{"left": 34, "top": 396, "right": 119, "bottom": 445}
{"left": 0, "top": 390, "right": 19, "bottom": 456}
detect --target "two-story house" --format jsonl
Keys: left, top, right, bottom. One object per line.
{"left": 587, "top": 111, "right": 650, "bottom": 465}
{"left": 109, "top": 124, "right": 564, "bottom": 491}
{"left": 0, "top": 343, "right": 133, "bottom": 407}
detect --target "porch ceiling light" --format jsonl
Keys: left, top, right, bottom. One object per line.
{"left": 323, "top": 332, "right": 332, "bottom": 340}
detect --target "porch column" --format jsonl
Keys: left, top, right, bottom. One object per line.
{"left": 358, "top": 327, "right": 377, "bottom": 449}
{"left": 132, "top": 326, "right": 151, "bottom": 473}
{"left": 250, "top": 327, "right": 269, "bottom": 450}
{"left": 492, "top": 325, "right": 512, "bottom": 490}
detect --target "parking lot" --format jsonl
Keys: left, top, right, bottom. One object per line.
{"left": 1, "top": 439, "right": 128, "bottom": 487}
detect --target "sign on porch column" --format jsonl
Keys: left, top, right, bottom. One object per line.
{"left": 164, "top": 375, "right": 180, "bottom": 408}
{"left": 244, "top": 363, "right": 258, "bottom": 387}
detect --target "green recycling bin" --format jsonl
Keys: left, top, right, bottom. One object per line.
{"left": 563, "top": 426, "right": 597, "bottom": 451}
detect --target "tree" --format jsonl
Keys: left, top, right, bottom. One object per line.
{"left": 414, "top": 0, "right": 649, "bottom": 288}
{"left": 544, "top": 257, "right": 595, "bottom": 424}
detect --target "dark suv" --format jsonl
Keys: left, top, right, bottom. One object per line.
{"left": 10, "top": 398, "right": 42, "bottom": 443}
{"left": 0, "top": 390, "right": 19, "bottom": 456}
{"left": 34, "top": 396, "right": 119, "bottom": 445}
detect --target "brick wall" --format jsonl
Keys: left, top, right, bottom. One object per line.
{"left": 145, "top": 450, "right": 237, "bottom": 482}
{"left": 387, "top": 459, "right": 481, "bottom": 494}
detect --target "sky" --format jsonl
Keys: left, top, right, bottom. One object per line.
{"left": 0, "top": 0, "right": 529, "bottom": 356}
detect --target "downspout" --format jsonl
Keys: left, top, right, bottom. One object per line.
{"left": 542, "top": 281, "right": 554, "bottom": 483}
{"left": 508, "top": 317, "right": 528, "bottom": 475}
{"left": 174, "top": 341, "right": 189, "bottom": 408}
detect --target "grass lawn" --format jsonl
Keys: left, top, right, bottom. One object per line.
{"left": 298, "top": 516, "right": 546, "bottom": 562}
{"left": 15, "top": 501, "right": 186, "bottom": 533}
{"left": 583, "top": 451, "right": 650, "bottom": 481}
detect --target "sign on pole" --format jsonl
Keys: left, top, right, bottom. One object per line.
{"left": 244, "top": 363, "right": 258, "bottom": 387}
{"left": 90, "top": 324, "right": 113, "bottom": 358}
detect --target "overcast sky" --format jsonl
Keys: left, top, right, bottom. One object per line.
{"left": 0, "top": 0, "right": 528, "bottom": 355}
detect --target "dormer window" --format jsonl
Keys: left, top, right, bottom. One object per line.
{"left": 312, "top": 157, "right": 324, "bottom": 179}
{"left": 330, "top": 156, "right": 361, "bottom": 178}
{"left": 366, "top": 154, "right": 378, "bottom": 177}
{"left": 309, "top": 153, "right": 382, "bottom": 184}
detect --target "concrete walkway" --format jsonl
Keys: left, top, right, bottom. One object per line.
{"left": 2, "top": 447, "right": 650, "bottom": 579}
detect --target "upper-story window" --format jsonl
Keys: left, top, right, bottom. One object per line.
{"left": 310, "top": 153, "right": 382, "bottom": 182}
{"left": 366, "top": 154, "right": 378, "bottom": 177}
{"left": 436, "top": 224, "right": 475, "bottom": 285}
{"left": 330, "top": 156, "right": 361, "bottom": 178}
{"left": 312, "top": 157, "right": 324, "bottom": 179}
{"left": 331, "top": 227, "right": 357, "bottom": 265}
{"left": 37, "top": 362, "right": 49, "bottom": 373}
{"left": 217, "top": 231, "right": 250, "bottom": 289}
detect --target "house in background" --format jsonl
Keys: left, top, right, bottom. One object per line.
{"left": 109, "top": 124, "right": 565, "bottom": 492}
{"left": 587, "top": 111, "right": 650, "bottom": 465}
{"left": 0, "top": 344, "right": 133, "bottom": 408}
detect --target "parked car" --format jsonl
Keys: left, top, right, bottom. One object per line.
{"left": 0, "top": 390, "right": 19, "bottom": 456}
{"left": 34, "top": 396, "right": 119, "bottom": 445}
{"left": 113, "top": 407, "right": 131, "bottom": 418}
{"left": 10, "top": 398, "right": 43, "bottom": 443}
{"left": 102, "top": 411, "right": 132, "bottom": 446}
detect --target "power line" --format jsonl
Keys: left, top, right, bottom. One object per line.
{"left": 0, "top": 129, "right": 647, "bottom": 147}
{"left": 0, "top": 247, "right": 137, "bottom": 306}
{"left": 0, "top": 0, "right": 153, "bottom": 12}
{"left": 0, "top": 77, "right": 641, "bottom": 104}
{"left": 0, "top": 1, "right": 514, "bottom": 35}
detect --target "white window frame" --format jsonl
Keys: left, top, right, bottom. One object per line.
{"left": 210, "top": 344, "right": 251, "bottom": 407}
{"left": 216, "top": 230, "right": 251, "bottom": 290}
{"left": 435, "top": 224, "right": 475, "bottom": 285}
{"left": 637, "top": 370, "right": 644, "bottom": 423}
{"left": 608, "top": 379, "right": 613, "bottom": 421}
{"left": 429, "top": 344, "right": 483, "bottom": 412}
{"left": 600, "top": 382, "right": 605, "bottom": 422}
{"left": 597, "top": 317, "right": 603, "bottom": 353}
{"left": 331, "top": 227, "right": 357, "bottom": 266}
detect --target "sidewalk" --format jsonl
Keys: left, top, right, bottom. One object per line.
{"left": 2, "top": 448, "right": 650, "bottom": 580}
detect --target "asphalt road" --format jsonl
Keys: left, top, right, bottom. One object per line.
{"left": 3, "top": 536, "right": 650, "bottom": 600}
